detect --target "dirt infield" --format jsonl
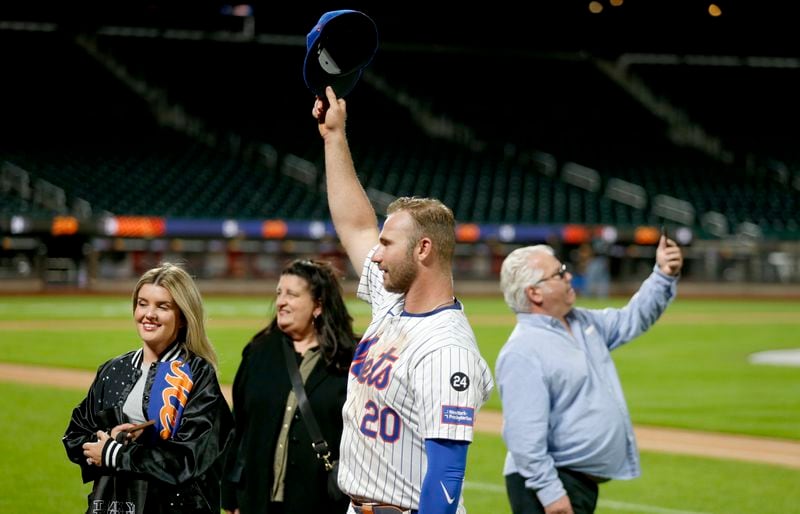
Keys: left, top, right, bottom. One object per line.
{"left": 3, "top": 362, "right": 799, "bottom": 470}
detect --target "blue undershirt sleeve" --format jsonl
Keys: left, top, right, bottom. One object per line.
{"left": 418, "top": 438, "right": 469, "bottom": 514}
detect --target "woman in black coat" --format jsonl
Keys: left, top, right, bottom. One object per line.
{"left": 63, "top": 262, "right": 233, "bottom": 514}
{"left": 222, "top": 259, "right": 357, "bottom": 514}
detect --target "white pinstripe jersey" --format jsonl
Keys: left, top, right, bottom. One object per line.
{"left": 338, "top": 248, "right": 494, "bottom": 511}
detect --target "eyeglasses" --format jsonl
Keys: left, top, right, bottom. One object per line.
{"left": 536, "top": 263, "right": 568, "bottom": 284}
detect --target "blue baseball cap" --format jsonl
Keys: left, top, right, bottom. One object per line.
{"left": 303, "top": 10, "right": 378, "bottom": 98}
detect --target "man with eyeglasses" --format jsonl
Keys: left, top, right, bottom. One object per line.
{"left": 495, "top": 235, "right": 683, "bottom": 514}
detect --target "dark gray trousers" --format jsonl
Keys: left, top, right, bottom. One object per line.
{"left": 505, "top": 469, "right": 599, "bottom": 514}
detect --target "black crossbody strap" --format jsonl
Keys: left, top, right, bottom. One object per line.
{"left": 281, "top": 340, "right": 335, "bottom": 471}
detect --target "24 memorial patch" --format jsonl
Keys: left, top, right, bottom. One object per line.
{"left": 450, "top": 372, "right": 469, "bottom": 391}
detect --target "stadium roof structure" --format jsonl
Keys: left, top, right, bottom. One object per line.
{"left": 0, "top": 1, "right": 795, "bottom": 58}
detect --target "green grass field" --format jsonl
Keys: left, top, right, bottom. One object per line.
{"left": 1, "top": 294, "right": 799, "bottom": 513}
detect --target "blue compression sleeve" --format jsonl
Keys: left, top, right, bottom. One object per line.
{"left": 418, "top": 439, "right": 469, "bottom": 514}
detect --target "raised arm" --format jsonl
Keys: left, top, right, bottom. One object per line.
{"left": 313, "top": 86, "right": 379, "bottom": 275}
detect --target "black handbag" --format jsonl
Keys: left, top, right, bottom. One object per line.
{"left": 281, "top": 341, "right": 346, "bottom": 502}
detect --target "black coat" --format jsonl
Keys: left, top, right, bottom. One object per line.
{"left": 62, "top": 342, "right": 234, "bottom": 514}
{"left": 221, "top": 328, "right": 350, "bottom": 513}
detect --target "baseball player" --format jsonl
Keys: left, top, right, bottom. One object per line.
{"left": 313, "top": 86, "right": 494, "bottom": 514}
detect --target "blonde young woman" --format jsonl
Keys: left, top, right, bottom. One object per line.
{"left": 63, "top": 262, "right": 233, "bottom": 514}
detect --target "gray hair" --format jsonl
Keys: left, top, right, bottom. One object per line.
{"left": 500, "top": 245, "right": 555, "bottom": 313}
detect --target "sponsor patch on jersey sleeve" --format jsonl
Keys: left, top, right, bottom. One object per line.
{"left": 441, "top": 405, "right": 475, "bottom": 426}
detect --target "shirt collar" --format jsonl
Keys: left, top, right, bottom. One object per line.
{"left": 132, "top": 340, "right": 185, "bottom": 368}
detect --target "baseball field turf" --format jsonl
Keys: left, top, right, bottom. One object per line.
{"left": 1, "top": 294, "right": 798, "bottom": 513}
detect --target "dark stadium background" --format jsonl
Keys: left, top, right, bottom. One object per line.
{"left": 1, "top": 1, "right": 798, "bottom": 292}
{"left": 1, "top": 1, "right": 794, "bottom": 55}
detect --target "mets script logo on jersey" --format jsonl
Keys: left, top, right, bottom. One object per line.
{"left": 350, "top": 337, "right": 398, "bottom": 390}
{"left": 147, "top": 360, "right": 194, "bottom": 440}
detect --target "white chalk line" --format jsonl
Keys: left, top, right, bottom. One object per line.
{"left": 463, "top": 481, "right": 713, "bottom": 514}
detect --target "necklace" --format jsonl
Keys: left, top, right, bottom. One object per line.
{"left": 430, "top": 297, "right": 456, "bottom": 311}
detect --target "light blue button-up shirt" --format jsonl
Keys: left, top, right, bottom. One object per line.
{"left": 496, "top": 265, "right": 678, "bottom": 507}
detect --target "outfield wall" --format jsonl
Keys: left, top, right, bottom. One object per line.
{"left": 1, "top": 277, "right": 798, "bottom": 299}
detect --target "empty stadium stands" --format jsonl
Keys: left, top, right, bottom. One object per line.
{"left": 2, "top": 28, "right": 799, "bottom": 240}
